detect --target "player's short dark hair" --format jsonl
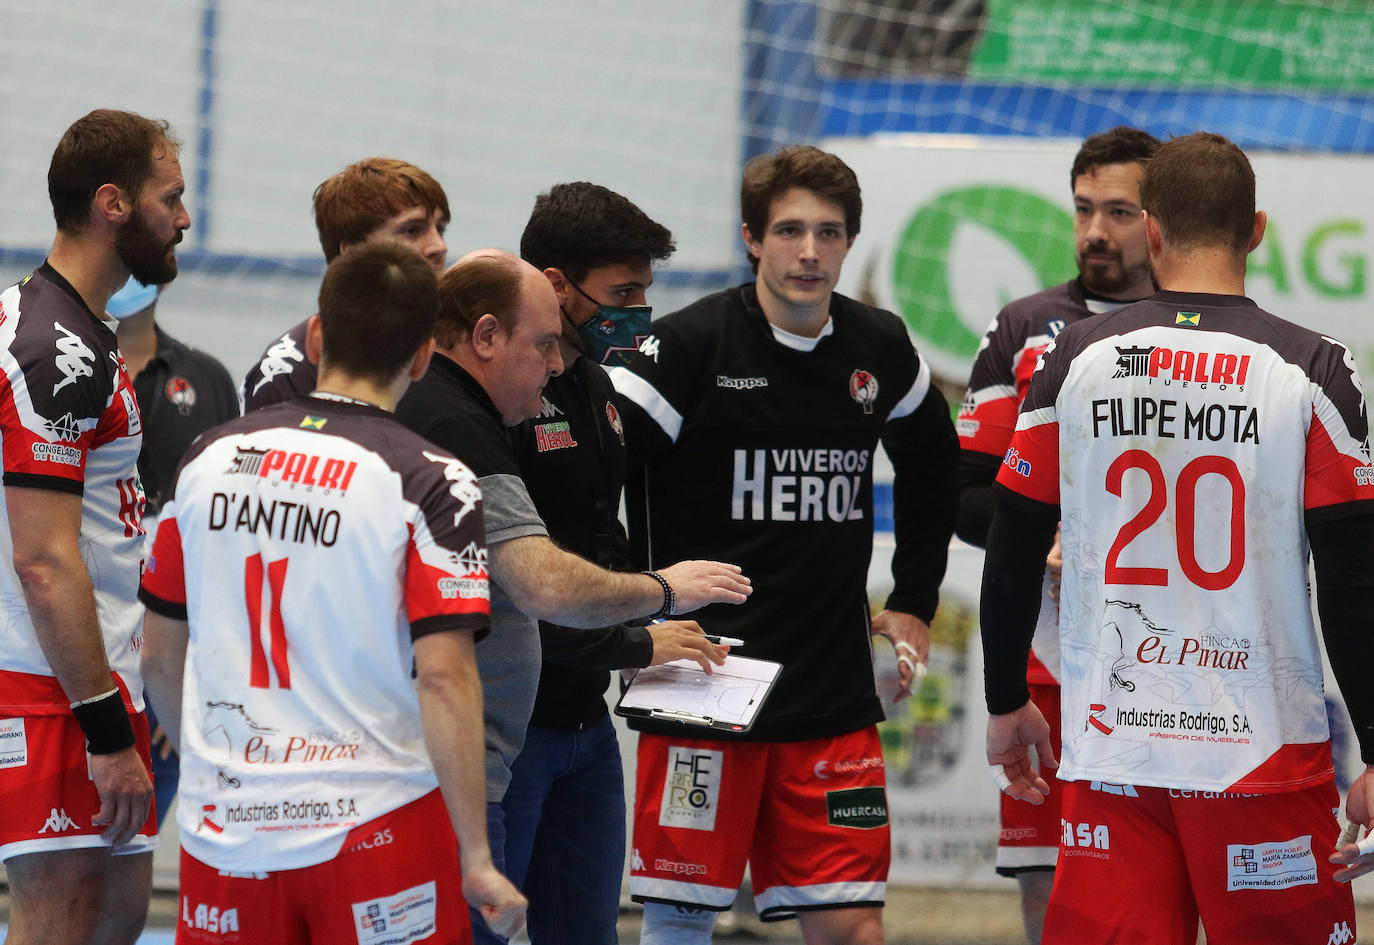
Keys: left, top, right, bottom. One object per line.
{"left": 48, "top": 109, "right": 180, "bottom": 233}
{"left": 520, "top": 182, "right": 675, "bottom": 284}
{"left": 1069, "top": 126, "right": 1161, "bottom": 191}
{"left": 434, "top": 252, "right": 524, "bottom": 349}
{"left": 317, "top": 238, "right": 438, "bottom": 383}
{"left": 740, "top": 146, "right": 862, "bottom": 273}
{"left": 314, "top": 158, "right": 450, "bottom": 262}
{"left": 1140, "top": 132, "right": 1256, "bottom": 254}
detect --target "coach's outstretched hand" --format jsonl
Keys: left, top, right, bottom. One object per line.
{"left": 1330, "top": 766, "right": 1374, "bottom": 882}
{"left": 658, "top": 560, "right": 752, "bottom": 613}
{"left": 986, "top": 700, "right": 1058, "bottom": 806}
{"left": 465, "top": 863, "right": 527, "bottom": 939}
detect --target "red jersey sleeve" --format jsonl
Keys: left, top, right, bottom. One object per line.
{"left": 139, "top": 510, "right": 188, "bottom": 618}
{"left": 405, "top": 449, "right": 491, "bottom": 640}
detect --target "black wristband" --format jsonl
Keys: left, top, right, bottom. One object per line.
{"left": 70, "top": 688, "right": 136, "bottom": 755}
{"left": 642, "top": 570, "right": 676, "bottom": 620}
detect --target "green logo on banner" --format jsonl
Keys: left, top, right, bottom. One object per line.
{"left": 891, "top": 186, "right": 1075, "bottom": 366}
{"left": 825, "top": 786, "right": 890, "bottom": 830}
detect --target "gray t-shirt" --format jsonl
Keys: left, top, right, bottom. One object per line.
{"left": 476, "top": 472, "right": 546, "bottom": 800}
{"left": 394, "top": 355, "right": 550, "bottom": 802}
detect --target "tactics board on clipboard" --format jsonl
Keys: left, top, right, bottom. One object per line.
{"left": 615, "top": 655, "right": 781, "bottom": 733}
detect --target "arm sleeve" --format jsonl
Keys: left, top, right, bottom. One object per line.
{"left": 241, "top": 325, "right": 313, "bottom": 414}
{"left": 405, "top": 454, "right": 491, "bottom": 642}
{"left": 955, "top": 450, "right": 1002, "bottom": 548}
{"left": 1307, "top": 508, "right": 1374, "bottom": 763}
{"left": 881, "top": 383, "right": 960, "bottom": 622}
{"left": 539, "top": 621, "right": 655, "bottom": 670}
{"left": 138, "top": 510, "right": 188, "bottom": 620}
{"left": 608, "top": 320, "right": 701, "bottom": 466}
{"left": 980, "top": 487, "right": 1060, "bottom": 714}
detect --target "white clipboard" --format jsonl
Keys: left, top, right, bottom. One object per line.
{"left": 615, "top": 655, "right": 781, "bottom": 733}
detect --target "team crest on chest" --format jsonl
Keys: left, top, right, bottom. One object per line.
{"left": 165, "top": 376, "right": 197, "bottom": 416}
{"left": 605, "top": 401, "right": 625, "bottom": 445}
{"left": 849, "top": 370, "right": 878, "bottom": 414}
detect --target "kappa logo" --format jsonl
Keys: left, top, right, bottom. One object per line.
{"left": 51, "top": 323, "right": 95, "bottom": 395}
{"left": 638, "top": 335, "right": 662, "bottom": 363}
{"left": 423, "top": 450, "right": 481, "bottom": 527}
{"left": 1328, "top": 920, "right": 1354, "bottom": 944}
{"left": 39, "top": 807, "right": 78, "bottom": 833}
{"left": 813, "top": 756, "right": 885, "bottom": 779}
{"left": 631, "top": 848, "right": 645, "bottom": 871}
{"left": 537, "top": 396, "right": 564, "bottom": 419}
{"left": 716, "top": 375, "right": 768, "bottom": 390}
{"left": 849, "top": 370, "right": 878, "bottom": 414}
{"left": 250, "top": 334, "right": 304, "bottom": 395}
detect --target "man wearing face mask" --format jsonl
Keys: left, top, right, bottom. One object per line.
{"left": 488, "top": 182, "right": 700, "bottom": 945}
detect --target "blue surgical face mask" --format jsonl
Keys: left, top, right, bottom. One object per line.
{"left": 106, "top": 275, "right": 158, "bottom": 320}
{"left": 569, "top": 281, "right": 651, "bottom": 367}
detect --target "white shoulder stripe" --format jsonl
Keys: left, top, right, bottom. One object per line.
{"left": 608, "top": 366, "right": 683, "bottom": 443}
{"left": 1311, "top": 383, "right": 1369, "bottom": 464}
{"left": 1014, "top": 404, "right": 1057, "bottom": 432}
{"left": 888, "top": 356, "right": 932, "bottom": 421}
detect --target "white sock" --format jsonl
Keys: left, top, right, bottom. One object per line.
{"left": 640, "top": 902, "right": 717, "bottom": 945}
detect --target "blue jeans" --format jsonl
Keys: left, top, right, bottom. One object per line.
{"left": 475, "top": 715, "right": 626, "bottom": 945}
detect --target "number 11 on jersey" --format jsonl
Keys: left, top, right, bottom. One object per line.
{"left": 245, "top": 553, "right": 292, "bottom": 689}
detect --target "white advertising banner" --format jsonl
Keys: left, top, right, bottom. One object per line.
{"left": 826, "top": 135, "right": 1374, "bottom": 386}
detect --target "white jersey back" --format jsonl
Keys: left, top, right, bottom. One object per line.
{"left": 998, "top": 292, "right": 1373, "bottom": 792}
{"left": 141, "top": 397, "right": 489, "bottom": 871}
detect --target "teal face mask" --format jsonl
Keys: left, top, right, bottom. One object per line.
{"left": 569, "top": 281, "right": 652, "bottom": 366}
